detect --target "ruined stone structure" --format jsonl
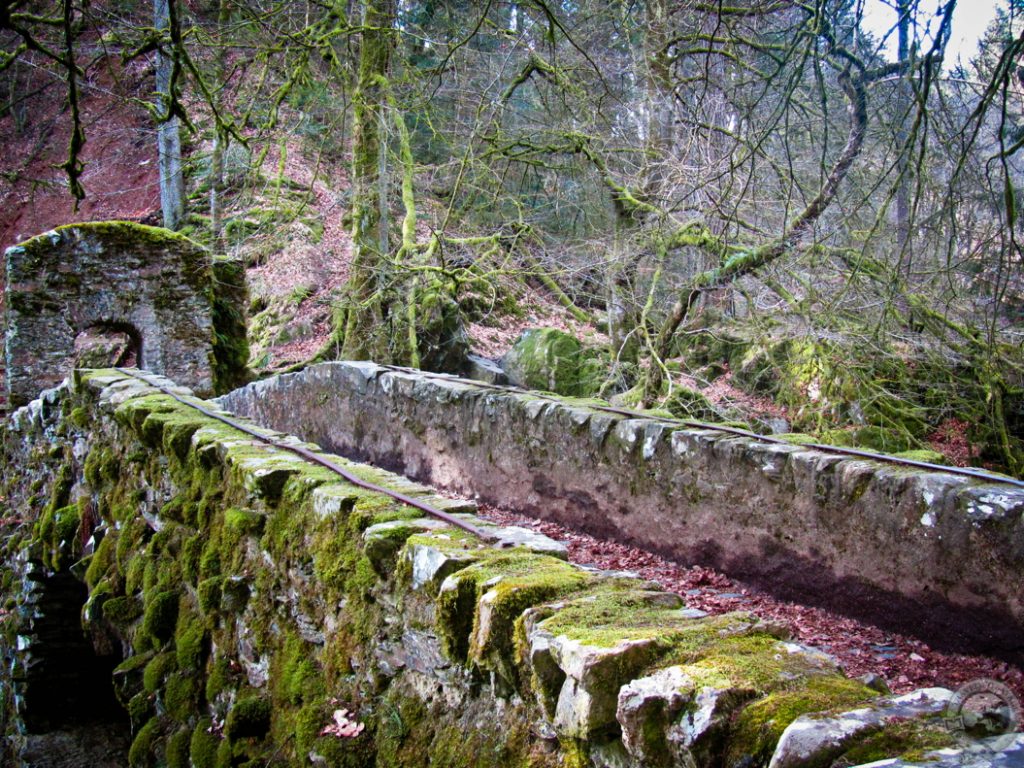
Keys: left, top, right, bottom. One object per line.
{"left": 218, "top": 362, "right": 1024, "bottom": 659}
{"left": 3, "top": 369, "right": 1019, "bottom": 767}
{"left": 3, "top": 222, "right": 248, "bottom": 407}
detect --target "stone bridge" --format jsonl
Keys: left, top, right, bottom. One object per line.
{"left": 1, "top": 367, "right": 1022, "bottom": 767}
{"left": 218, "top": 362, "right": 1024, "bottom": 660}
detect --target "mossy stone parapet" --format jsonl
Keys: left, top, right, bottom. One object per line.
{"left": 0, "top": 368, "right": 1016, "bottom": 767}
{"left": 217, "top": 362, "right": 1024, "bottom": 658}
{"left": 4, "top": 222, "right": 248, "bottom": 407}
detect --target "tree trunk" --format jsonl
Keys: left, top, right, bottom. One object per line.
{"left": 208, "top": 0, "right": 230, "bottom": 254}
{"left": 340, "top": 0, "right": 396, "bottom": 360}
{"left": 605, "top": 0, "right": 671, "bottom": 369}
{"left": 210, "top": 130, "right": 225, "bottom": 252}
{"left": 895, "top": 0, "right": 912, "bottom": 276}
{"left": 154, "top": 0, "right": 185, "bottom": 230}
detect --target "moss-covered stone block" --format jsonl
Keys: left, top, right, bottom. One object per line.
{"left": 436, "top": 550, "right": 593, "bottom": 679}
{"left": 164, "top": 673, "right": 200, "bottom": 722}
{"left": 143, "top": 651, "right": 178, "bottom": 693}
{"left": 33, "top": 500, "right": 83, "bottom": 570}
{"left": 617, "top": 636, "right": 841, "bottom": 766}
{"left": 769, "top": 687, "right": 958, "bottom": 768}
{"left": 165, "top": 727, "right": 192, "bottom": 768}
{"left": 190, "top": 719, "right": 222, "bottom": 768}
{"left": 225, "top": 694, "right": 272, "bottom": 740}
{"left": 141, "top": 591, "right": 181, "bottom": 653}
{"left": 128, "top": 716, "right": 161, "bottom": 767}
{"left": 175, "top": 605, "right": 206, "bottom": 670}
{"left": 726, "top": 676, "right": 879, "bottom": 768}
{"left": 104, "top": 594, "right": 144, "bottom": 627}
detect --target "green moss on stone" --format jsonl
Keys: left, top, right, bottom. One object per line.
{"left": 728, "top": 675, "right": 879, "bottom": 768}
{"left": 69, "top": 406, "right": 90, "bottom": 429}
{"left": 214, "top": 738, "right": 232, "bottom": 768}
{"left": 85, "top": 533, "right": 117, "bottom": 589}
{"left": 363, "top": 520, "right": 429, "bottom": 575}
{"left": 84, "top": 449, "right": 110, "bottom": 487}
{"left": 181, "top": 534, "right": 203, "bottom": 584}
{"left": 225, "top": 694, "right": 272, "bottom": 740}
{"left": 140, "top": 590, "right": 180, "bottom": 649}
{"left": 197, "top": 577, "right": 222, "bottom": 616}
{"left": 143, "top": 652, "right": 178, "bottom": 693}
{"left": 537, "top": 589, "right": 733, "bottom": 649}
{"left": 436, "top": 551, "right": 591, "bottom": 668}
{"left": 175, "top": 606, "right": 206, "bottom": 670}
{"left": 224, "top": 506, "right": 264, "bottom": 536}
{"left": 103, "top": 595, "right": 143, "bottom": 626}
{"left": 670, "top": 633, "right": 822, "bottom": 693}
{"left": 274, "top": 633, "right": 325, "bottom": 707}
{"left": 128, "top": 717, "right": 160, "bottom": 767}
{"left": 892, "top": 449, "right": 949, "bottom": 465}
{"left": 190, "top": 719, "right": 221, "bottom": 768}
{"left": 138, "top": 588, "right": 181, "bottom": 649}
{"left": 48, "top": 460, "right": 74, "bottom": 511}
{"left": 34, "top": 500, "right": 83, "bottom": 570}
{"left": 375, "top": 691, "right": 431, "bottom": 767}
{"left": 503, "top": 328, "right": 593, "bottom": 396}
{"left": 117, "top": 516, "right": 152, "bottom": 572}
{"left": 838, "top": 718, "right": 958, "bottom": 765}
{"left": 166, "top": 727, "right": 192, "bottom": 768}
{"left": 127, "top": 691, "right": 155, "bottom": 730}
{"left": 775, "top": 433, "right": 818, "bottom": 446}
{"left": 205, "top": 656, "right": 237, "bottom": 703}
{"left": 164, "top": 673, "right": 200, "bottom": 722}
{"left": 199, "top": 538, "right": 222, "bottom": 581}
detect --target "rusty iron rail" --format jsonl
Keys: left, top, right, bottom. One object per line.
{"left": 378, "top": 364, "right": 1024, "bottom": 490}
{"left": 114, "top": 368, "right": 498, "bottom": 542}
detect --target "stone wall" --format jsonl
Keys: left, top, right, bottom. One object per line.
{"left": 4, "top": 222, "right": 247, "bottom": 407}
{"left": 217, "top": 362, "right": 1024, "bottom": 659}
{"left": 1, "top": 369, "right": 1007, "bottom": 768}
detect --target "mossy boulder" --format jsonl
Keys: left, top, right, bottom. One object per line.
{"left": 501, "top": 328, "right": 599, "bottom": 396}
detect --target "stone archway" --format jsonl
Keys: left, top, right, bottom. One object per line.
{"left": 73, "top": 321, "right": 144, "bottom": 369}
{"left": 13, "top": 561, "right": 131, "bottom": 768}
{"left": 4, "top": 222, "right": 217, "bottom": 406}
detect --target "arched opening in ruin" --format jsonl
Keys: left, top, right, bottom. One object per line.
{"left": 18, "top": 562, "right": 130, "bottom": 767}
{"left": 72, "top": 321, "right": 143, "bottom": 370}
